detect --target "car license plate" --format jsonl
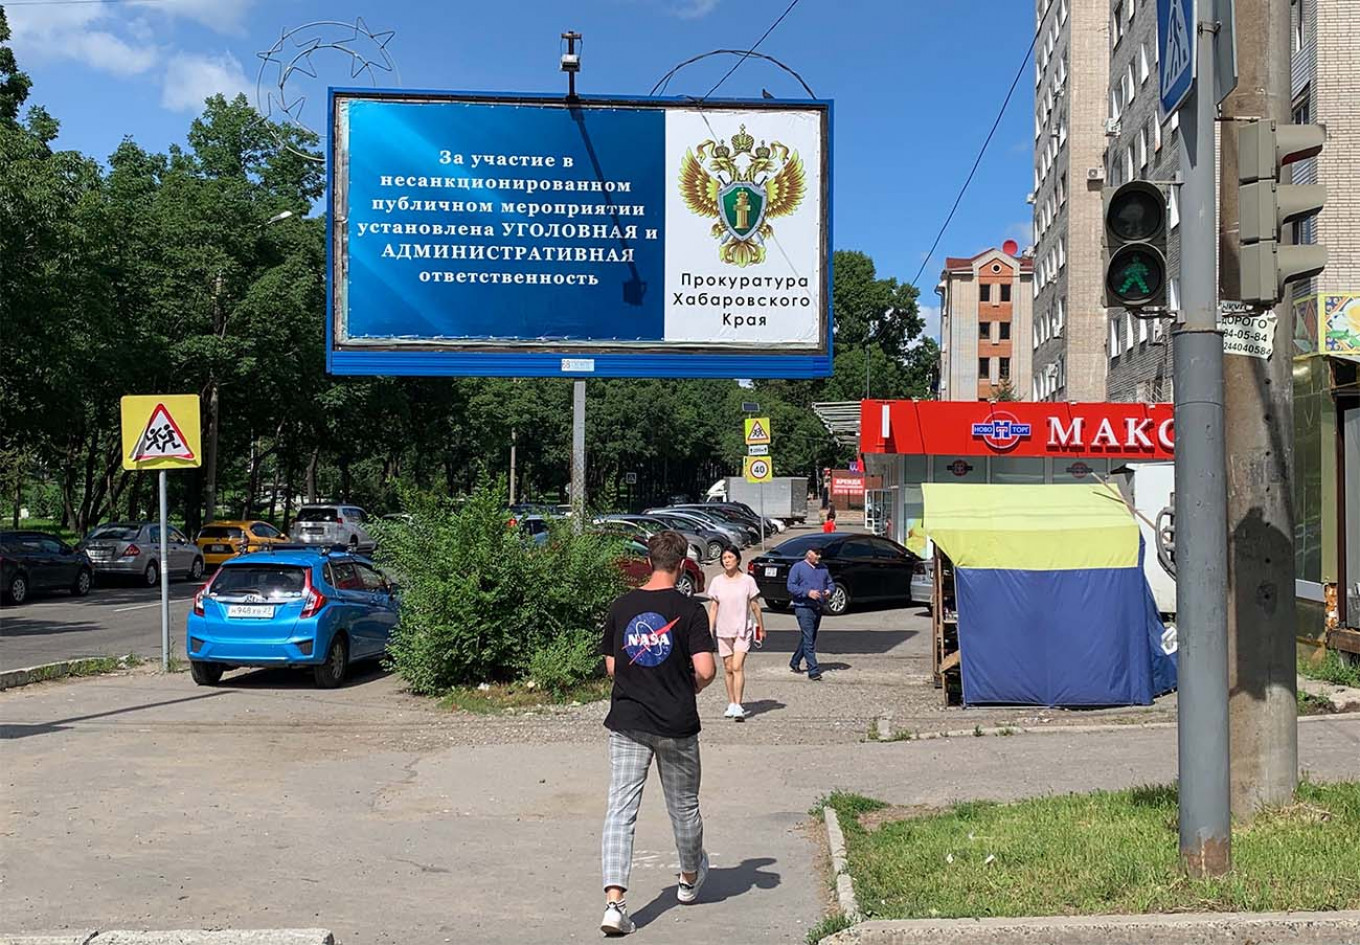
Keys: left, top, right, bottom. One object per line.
{"left": 765, "top": 566, "right": 778, "bottom": 577}
{"left": 211, "top": 544, "right": 229, "bottom": 553}
{"left": 227, "top": 604, "right": 275, "bottom": 619}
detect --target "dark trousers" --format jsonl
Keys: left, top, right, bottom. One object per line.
{"left": 791, "top": 604, "right": 821, "bottom": 675}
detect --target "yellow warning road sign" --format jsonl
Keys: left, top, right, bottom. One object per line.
{"left": 744, "top": 417, "right": 771, "bottom": 445}
{"left": 121, "top": 395, "right": 202, "bottom": 471}
{"left": 744, "top": 456, "right": 773, "bottom": 483}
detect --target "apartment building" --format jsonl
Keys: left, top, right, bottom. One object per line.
{"left": 1103, "top": 0, "right": 1179, "bottom": 402}
{"left": 937, "top": 246, "right": 1035, "bottom": 402}
{"left": 1289, "top": 0, "right": 1360, "bottom": 642}
{"left": 1031, "top": 0, "right": 1109, "bottom": 402}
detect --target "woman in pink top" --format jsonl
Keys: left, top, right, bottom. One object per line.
{"left": 706, "top": 547, "right": 765, "bottom": 721}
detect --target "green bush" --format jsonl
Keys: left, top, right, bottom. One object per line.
{"left": 377, "top": 483, "right": 628, "bottom": 695}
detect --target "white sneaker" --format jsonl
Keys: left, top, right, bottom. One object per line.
{"left": 723, "top": 703, "right": 740, "bottom": 718}
{"left": 601, "top": 900, "right": 635, "bottom": 936}
{"left": 677, "top": 851, "right": 709, "bottom": 904}
{"left": 732, "top": 705, "right": 749, "bottom": 722}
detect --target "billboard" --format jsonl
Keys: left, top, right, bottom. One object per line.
{"left": 327, "top": 90, "right": 833, "bottom": 378}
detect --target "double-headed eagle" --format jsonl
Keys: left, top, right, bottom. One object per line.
{"left": 678, "top": 124, "right": 806, "bottom": 268}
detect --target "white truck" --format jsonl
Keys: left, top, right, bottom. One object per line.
{"left": 722, "top": 476, "right": 809, "bottom": 523}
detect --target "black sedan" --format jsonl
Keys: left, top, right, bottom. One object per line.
{"left": 747, "top": 532, "right": 918, "bottom": 616}
{"left": 1, "top": 530, "right": 95, "bottom": 604}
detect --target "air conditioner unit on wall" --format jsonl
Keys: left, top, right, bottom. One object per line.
{"left": 1105, "top": 118, "right": 1121, "bottom": 136}
{"left": 1087, "top": 167, "right": 1105, "bottom": 181}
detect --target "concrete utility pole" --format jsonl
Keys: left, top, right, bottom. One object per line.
{"left": 1172, "top": 0, "right": 1232, "bottom": 877}
{"left": 1218, "top": 0, "right": 1299, "bottom": 817}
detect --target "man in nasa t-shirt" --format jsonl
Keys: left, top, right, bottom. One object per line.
{"left": 597, "top": 530, "right": 717, "bottom": 936}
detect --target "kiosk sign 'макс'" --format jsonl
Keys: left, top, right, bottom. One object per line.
{"left": 327, "top": 90, "right": 832, "bottom": 378}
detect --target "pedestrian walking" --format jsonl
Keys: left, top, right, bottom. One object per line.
{"left": 598, "top": 530, "right": 718, "bottom": 936}
{"left": 706, "top": 547, "right": 765, "bottom": 721}
{"left": 822, "top": 506, "right": 837, "bottom": 533}
{"left": 787, "top": 543, "right": 834, "bottom": 681}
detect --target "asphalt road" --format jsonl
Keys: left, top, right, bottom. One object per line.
{"left": 0, "top": 578, "right": 205, "bottom": 671}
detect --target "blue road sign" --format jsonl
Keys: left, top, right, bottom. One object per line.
{"left": 1157, "top": 0, "right": 1196, "bottom": 115}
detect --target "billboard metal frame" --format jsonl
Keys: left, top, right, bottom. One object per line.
{"left": 326, "top": 88, "right": 834, "bottom": 378}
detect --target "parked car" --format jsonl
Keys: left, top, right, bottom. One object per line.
{"left": 910, "top": 557, "right": 933, "bottom": 610}
{"left": 0, "top": 531, "right": 94, "bottom": 604}
{"left": 288, "top": 505, "right": 376, "bottom": 553}
{"left": 617, "top": 540, "right": 706, "bottom": 597}
{"left": 671, "top": 504, "right": 762, "bottom": 544}
{"left": 642, "top": 511, "right": 735, "bottom": 561}
{"left": 80, "top": 522, "right": 204, "bottom": 586}
{"left": 593, "top": 517, "right": 702, "bottom": 561}
{"left": 748, "top": 532, "right": 918, "bottom": 616}
{"left": 702, "top": 501, "right": 780, "bottom": 538}
{"left": 607, "top": 515, "right": 711, "bottom": 561}
{"left": 195, "top": 520, "right": 289, "bottom": 570}
{"left": 185, "top": 549, "right": 398, "bottom": 688}
{"left": 647, "top": 507, "right": 750, "bottom": 550}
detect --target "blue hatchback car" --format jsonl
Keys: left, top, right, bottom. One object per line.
{"left": 186, "top": 549, "right": 398, "bottom": 688}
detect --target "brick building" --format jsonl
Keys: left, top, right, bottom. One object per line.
{"left": 1031, "top": 0, "right": 1110, "bottom": 402}
{"left": 936, "top": 247, "right": 1035, "bottom": 402}
{"left": 1103, "top": 0, "right": 1179, "bottom": 402}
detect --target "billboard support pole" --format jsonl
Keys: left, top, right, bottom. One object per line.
{"left": 572, "top": 380, "right": 587, "bottom": 532}
{"left": 159, "top": 470, "right": 170, "bottom": 673}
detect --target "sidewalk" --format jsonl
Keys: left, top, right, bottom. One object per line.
{"left": 3, "top": 635, "right": 1356, "bottom": 944}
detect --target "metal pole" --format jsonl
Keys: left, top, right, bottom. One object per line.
{"left": 759, "top": 482, "right": 766, "bottom": 551}
{"left": 509, "top": 428, "right": 518, "bottom": 507}
{"left": 571, "top": 379, "right": 586, "bottom": 532}
{"left": 159, "top": 470, "right": 170, "bottom": 672}
{"left": 1173, "top": 0, "right": 1232, "bottom": 877}
{"left": 1219, "top": 0, "right": 1299, "bottom": 819}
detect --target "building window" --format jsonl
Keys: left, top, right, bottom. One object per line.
{"left": 1000, "top": 357, "right": 1011, "bottom": 380}
{"left": 1123, "top": 146, "right": 1135, "bottom": 182}
{"left": 1058, "top": 171, "right": 1068, "bottom": 205}
{"left": 1139, "top": 315, "right": 1149, "bottom": 343}
{"left": 1291, "top": 0, "right": 1304, "bottom": 53}
{"left": 1126, "top": 312, "right": 1135, "bottom": 351}
{"left": 1058, "top": 237, "right": 1066, "bottom": 269}
{"left": 1110, "top": 317, "right": 1120, "bottom": 359}
{"left": 978, "top": 357, "right": 991, "bottom": 380}
{"left": 980, "top": 320, "right": 991, "bottom": 342}
{"left": 1124, "top": 64, "right": 1136, "bottom": 104}
{"left": 1113, "top": 2, "right": 1124, "bottom": 43}
{"left": 1137, "top": 127, "right": 1149, "bottom": 170}
{"left": 1059, "top": 0, "right": 1068, "bottom": 24}
{"left": 1292, "top": 87, "right": 1311, "bottom": 124}
{"left": 980, "top": 283, "right": 992, "bottom": 302}
{"left": 1000, "top": 321, "right": 1012, "bottom": 340}
{"left": 1168, "top": 276, "right": 1180, "bottom": 312}
{"left": 1001, "top": 283, "right": 1012, "bottom": 302}
{"left": 1154, "top": 116, "right": 1163, "bottom": 151}
{"left": 1056, "top": 296, "right": 1066, "bottom": 333}
{"left": 1139, "top": 42, "right": 1150, "bottom": 83}
{"left": 1169, "top": 186, "right": 1180, "bottom": 230}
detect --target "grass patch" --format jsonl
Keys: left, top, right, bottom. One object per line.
{"left": 805, "top": 912, "right": 855, "bottom": 943}
{"left": 823, "top": 780, "right": 1360, "bottom": 920}
{"left": 440, "top": 677, "right": 611, "bottom": 714}
{"left": 15, "top": 654, "right": 143, "bottom": 684}
{"left": 1300, "top": 650, "right": 1360, "bottom": 689}
{"left": 1298, "top": 690, "right": 1336, "bottom": 716}
{"left": 813, "top": 791, "right": 889, "bottom": 819}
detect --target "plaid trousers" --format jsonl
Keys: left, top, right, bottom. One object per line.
{"left": 601, "top": 728, "right": 704, "bottom": 892}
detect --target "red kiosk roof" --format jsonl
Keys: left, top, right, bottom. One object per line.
{"left": 859, "top": 400, "right": 1175, "bottom": 460}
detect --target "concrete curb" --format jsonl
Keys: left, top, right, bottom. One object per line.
{"left": 874, "top": 711, "right": 1360, "bottom": 743}
{"left": 823, "top": 806, "right": 861, "bottom": 922}
{"left": 0, "top": 658, "right": 135, "bottom": 692}
{"left": 0, "top": 931, "right": 334, "bottom": 945}
{"left": 821, "top": 911, "right": 1360, "bottom": 945}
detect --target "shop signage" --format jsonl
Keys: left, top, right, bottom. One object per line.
{"left": 831, "top": 474, "right": 865, "bottom": 496}
{"left": 861, "top": 400, "right": 1175, "bottom": 460}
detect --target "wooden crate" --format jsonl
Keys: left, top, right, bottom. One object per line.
{"left": 931, "top": 553, "right": 962, "bottom": 706}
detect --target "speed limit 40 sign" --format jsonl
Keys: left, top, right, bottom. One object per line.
{"left": 744, "top": 456, "right": 773, "bottom": 483}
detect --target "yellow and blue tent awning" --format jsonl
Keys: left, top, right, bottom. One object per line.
{"left": 923, "top": 484, "right": 1177, "bottom": 707}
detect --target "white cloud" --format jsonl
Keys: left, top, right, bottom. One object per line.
{"left": 919, "top": 304, "right": 942, "bottom": 342}
{"left": 162, "top": 51, "right": 250, "bottom": 113}
{"left": 673, "top": 0, "right": 722, "bottom": 17}
{"left": 1003, "top": 220, "right": 1034, "bottom": 251}
{"left": 129, "top": 0, "right": 258, "bottom": 36}
{"left": 77, "top": 31, "right": 159, "bottom": 76}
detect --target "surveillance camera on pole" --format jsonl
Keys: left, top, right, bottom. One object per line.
{"left": 1237, "top": 120, "right": 1327, "bottom": 305}
{"left": 1103, "top": 181, "right": 1171, "bottom": 313}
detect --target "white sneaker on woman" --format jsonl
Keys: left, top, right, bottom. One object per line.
{"left": 732, "top": 705, "right": 749, "bottom": 721}
{"left": 601, "top": 900, "right": 635, "bottom": 936}
{"left": 723, "top": 703, "right": 740, "bottom": 718}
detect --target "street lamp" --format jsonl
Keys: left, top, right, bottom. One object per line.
{"left": 265, "top": 210, "right": 295, "bottom": 226}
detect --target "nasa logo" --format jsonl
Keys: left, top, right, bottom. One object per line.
{"left": 623, "top": 612, "right": 678, "bottom": 667}
{"left": 970, "top": 412, "right": 1033, "bottom": 451}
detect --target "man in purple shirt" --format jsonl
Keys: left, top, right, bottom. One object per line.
{"left": 786, "top": 544, "right": 834, "bottom": 680}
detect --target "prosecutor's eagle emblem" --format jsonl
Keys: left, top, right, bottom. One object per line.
{"left": 678, "top": 124, "right": 806, "bottom": 267}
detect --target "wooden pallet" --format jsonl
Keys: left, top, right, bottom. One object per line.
{"left": 931, "top": 554, "right": 962, "bottom": 706}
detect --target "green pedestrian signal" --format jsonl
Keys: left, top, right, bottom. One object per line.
{"left": 1103, "top": 182, "right": 1169, "bottom": 310}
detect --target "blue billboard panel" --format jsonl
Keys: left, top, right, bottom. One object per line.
{"left": 327, "top": 90, "right": 833, "bottom": 378}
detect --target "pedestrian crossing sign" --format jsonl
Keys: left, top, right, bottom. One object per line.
{"left": 121, "top": 395, "right": 202, "bottom": 470}
{"left": 744, "top": 456, "right": 773, "bottom": 484}
{"left": 744, "top": 417, "right": 772, "bottom": 445}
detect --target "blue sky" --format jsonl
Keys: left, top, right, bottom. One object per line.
{"left": 7, "top": 0, "right": 1036, "bottom": 337}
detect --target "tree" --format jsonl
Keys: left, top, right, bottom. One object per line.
{"left": 0, "top": 6, "right": 32, "bottom": 125}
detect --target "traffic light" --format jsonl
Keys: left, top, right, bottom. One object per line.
{"left": 1237, "top": 120, "right": 1327, "bottom": 305}
{"left": 1103, "top": 181, "right": 1169, "bottom": 311}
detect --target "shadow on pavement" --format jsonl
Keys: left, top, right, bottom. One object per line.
{"left": 0, "top": 615, "right": 106, "bottom": 637}
{"left": 216, "top": 661, "right": 391, "bottom": 690}
{"left": 759, "top": 629, "right": 917, "bottom": 654}
{"left": 0, "top": 690, "right": 231, "bottom": 740}
{"left": 631, "top": 856, "right": 781, "bottom": 928}
{"left": 741, "top": 699, "right": 786, "bottom": 718}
